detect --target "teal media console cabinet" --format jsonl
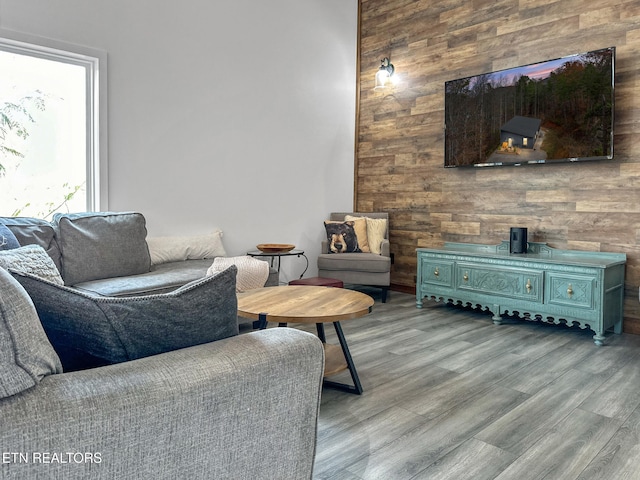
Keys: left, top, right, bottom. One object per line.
{"left": 416, "top": 241, "right": 626, "bottom": 345}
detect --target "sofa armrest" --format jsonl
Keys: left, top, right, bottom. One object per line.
{"left": 381, "top": 238, "right": 390, "bottom": 257}
{"left": 0, "top": 328, "right": 324, "bottom": 480}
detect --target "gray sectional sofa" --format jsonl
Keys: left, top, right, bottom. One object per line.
{"left": 0, "top": 267, "right": 324, "bottom": 479}
{"left": 0, "top": 211, "right": 277, "bottom": 371}
{"left": 0, "top": 211, "right": 277, "bottom": 297}
{"left": 0, "top": 212, "right": 324, "bottom": 478}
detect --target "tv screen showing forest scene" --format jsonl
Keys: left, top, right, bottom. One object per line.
{"left": 444, "top": 47, "right": 615, "bottom": 167}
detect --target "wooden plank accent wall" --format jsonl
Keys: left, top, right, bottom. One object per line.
{"left": 356, "top": 0, "right": 640, "bottom": 334}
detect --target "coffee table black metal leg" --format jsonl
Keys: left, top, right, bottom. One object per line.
{"left": 257, "top": 313, "right": 268, "bottom": 330}
{"left": 322, "top": 321, "right": 363, "bottom": 395}
{"left": 316, "top": 323, "right": 326, "bottom": 342}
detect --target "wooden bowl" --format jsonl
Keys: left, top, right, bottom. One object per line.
{"left": 256, "top": 243, "right": 295, "bottom": 253}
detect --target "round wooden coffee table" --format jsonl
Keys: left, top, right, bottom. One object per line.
{"left": 237, "top": 285, "right": 374, "bottom": 394}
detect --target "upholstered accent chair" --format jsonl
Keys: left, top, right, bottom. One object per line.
{"left": 317, "top": 212, "right": 391, "bottom": 302}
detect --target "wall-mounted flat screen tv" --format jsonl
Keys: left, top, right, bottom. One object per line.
{"left": 444, "top": 46, "right": 615, "bottom": 167}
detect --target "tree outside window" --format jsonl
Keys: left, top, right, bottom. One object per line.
{"left": 0, "top": 44, "right": 92, "bottom": 218}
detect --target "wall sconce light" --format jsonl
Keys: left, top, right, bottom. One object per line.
{"left": 374, "top": 57, "right": 395, "bottom": 90}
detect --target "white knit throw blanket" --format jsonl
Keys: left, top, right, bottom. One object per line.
{"left": 206, "top": 256, "right": 269, "bottom": 292}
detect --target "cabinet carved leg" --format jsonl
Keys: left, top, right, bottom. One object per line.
{"left": 492, "top": 305, "right": 502, "bottom": 325}
{"left": 593, "top": 333, "right": 605, "bottom": 347}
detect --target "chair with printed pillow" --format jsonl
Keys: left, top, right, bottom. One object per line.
{"left": 317, "top": 212, "right": 391, "bottom": 302}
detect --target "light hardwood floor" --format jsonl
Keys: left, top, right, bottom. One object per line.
{"left": 295, "top": 290, "right": 640, "bottom": 480}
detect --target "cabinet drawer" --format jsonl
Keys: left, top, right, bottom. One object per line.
{"left": 546, "top": 273, "right": 596, "bottom": 309}
{"left": 455, "top": 263, "right": 543, "bottom": 303}
{"left": 420, "top": 259, "right": 454, "bottom": 288}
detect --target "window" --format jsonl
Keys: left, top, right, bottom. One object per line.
{"left": 0, "top": 33, "right": 105, "bottom": 218}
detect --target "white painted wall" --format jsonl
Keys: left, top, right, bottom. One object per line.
{"left": 0, "top": 0, "right": 357, "bottom": 282}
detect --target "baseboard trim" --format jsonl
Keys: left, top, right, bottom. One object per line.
{"left": 391, "top": 283, "right": 415, "bottom": 295}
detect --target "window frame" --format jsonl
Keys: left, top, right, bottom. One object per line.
{"left": 0, "top": 29, "right": 108, "bottom": 212}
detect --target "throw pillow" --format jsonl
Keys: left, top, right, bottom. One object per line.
{"left": 54, "top": 212, "right": 152, "bottom": 285}
{"left": 0, "top": 224, "right": 20, "bottom": 250}
{"left": 0, "top": 216, "right": 62, "bottom": 272}
{"left": 146, "top": 230, "right": 227, "bottom": 265}
{"left": 344, "top": 215, "right": 370, "bottom": 253}
{"left": 324, "top": 221, "right": 361, "bottom": 253}
{"left": 0, "top": 267, "right": 62, "bottom": 399}
{"left": 365, "top": 217, "right": 388, "bottom": 255}
{"left": 207, "top": 255, "right": 269, "bottom": 292}
{"left": 11, "top": 265, "right": 239, "bottom": 372}
{"left": 0, "top": 245, "right": 64, "bottom": 285}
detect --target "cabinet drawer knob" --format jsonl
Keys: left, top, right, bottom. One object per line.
{"left": 463, "top": 272, "right": 469, "bottom": 282}
{"left": 567, "top": 284, "right": 573, "bottom": 297}
{"left": 526, "top": 279, "right": 532, "bottom": 293}
{"left": 434, "top": 267, "right": 439, "bottom": 277}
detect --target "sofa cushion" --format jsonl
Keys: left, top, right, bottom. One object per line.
{"left": 74, "top": 258, "right": 215, "bottom": 297}
{"left": 0, "top": 216, "right": 62, "bottom": 271}
{"left": 11, "top": 265, "right": 239, "bottom": 371}
{"left": 0, "top": 267, "right": 62, "bottom": 398}
{"left": 317, "top": 252, "right": 391, "bottom": 273}
{"left": 54, "top": 212, "right": 151, "bottom": 285}
{"left": 146, "top": 230, "right": 227, "bottom": 265}
{"left": 0, "top": 244, "right": 64, "bottom": 285}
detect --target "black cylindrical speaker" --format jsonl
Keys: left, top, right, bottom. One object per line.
{"left": 510, "top": 227, "right": 528, "bottom": 254}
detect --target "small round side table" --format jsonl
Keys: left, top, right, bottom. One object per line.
{"left": 246, "top": 248, "right": 309, "bottom": 279}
